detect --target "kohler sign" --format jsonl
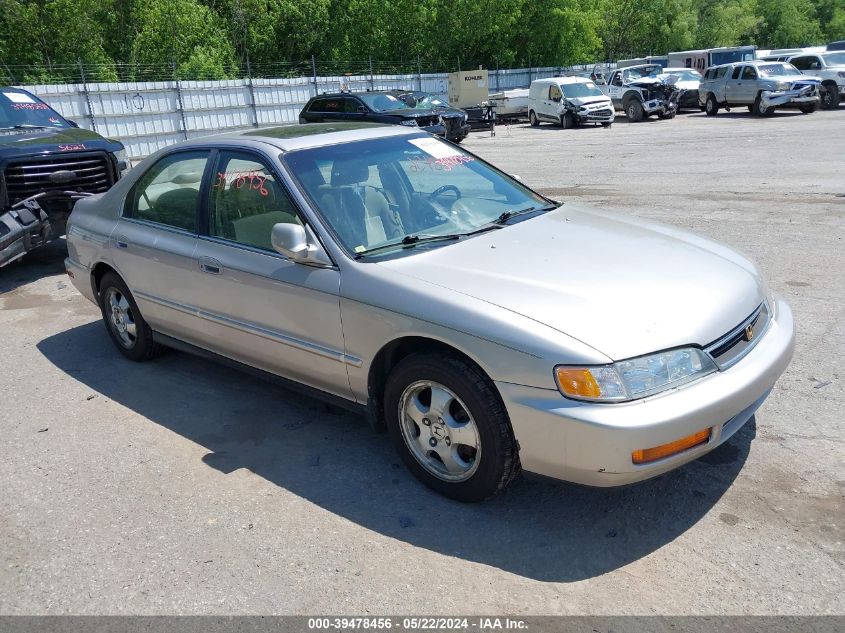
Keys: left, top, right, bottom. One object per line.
{"left": 448, "top": 69, "right": 489, "bottom": 108}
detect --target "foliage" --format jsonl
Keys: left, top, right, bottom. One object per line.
{"left": 0, "top": 0, "right": 842, "bottom": 83}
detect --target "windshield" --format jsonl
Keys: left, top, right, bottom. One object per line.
{"left": 397, "top": 92, "right": 448, "bottom": 109}
{"left": 758, "top": 63, "right": 800, "bottom": 76}
{"left": 358, "top": 93, "right": 407, "bottom": 112}
{"left": 561, "top": 82, "right": 604, "bottom": 98}
{"left": 622, "top": 65, "right": 663, "bottom": 83}
{"left": 822, "top": 52, "right": 845, "bottom": 66}
{"left": 0, "top": 90, "right": 69, "bottom": 129}
{"left": 285, "top": 134, "right": 549, "bottom": 256}
{"left": 659, "top": 69, "right": 702, "bottom": 81}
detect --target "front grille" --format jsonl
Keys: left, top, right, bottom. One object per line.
{"left": 706, "top": 302, "right": 771, "bottom": 369}
{"left": 416, "top": 115, "right": 441, "bottom": 128}
{"left": 3, "top": 152, "right": 114, "bottom": 204}
{"left": 591, "top": 108, "right": 613, "bottom": 117}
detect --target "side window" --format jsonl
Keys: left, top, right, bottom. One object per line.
{"left": 125, "top": 151, "right": 208, "bottom": 232}
{"left": 208, "top": 151, "right": 302, "bottom": 251}
{"left": 810, "top": 56, "right": 822, "bottom": 70}
{"left": 323, "top": 98, "right": 343, "bottom": 112}
{"left": 612, "top": 73, "right": 623, "bottom": 86}
{"left": 791, "top": 57, "right": 808, "bottom": 70}
{"left": 741, "top": 66, "right": 757, "bottom": 80}
{"left": 731, "top": 66, "right": 743, "bottom": 80}
{"left": 309, "top": 98, "right": 327, "bottom": 112}
{"left": 549, "top": 84, "right": 562, "bottom": 100}
{"left": 344, "top": 98, "right": 361, "bottom": 113}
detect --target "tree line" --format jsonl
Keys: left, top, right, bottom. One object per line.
{"left": 0, "top": 0, "right": 842, "bottom": 83}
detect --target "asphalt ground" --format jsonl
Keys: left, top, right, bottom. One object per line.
{"left": 1, "top": 106, "right": 843, "bottom": 615}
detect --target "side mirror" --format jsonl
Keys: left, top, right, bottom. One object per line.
{"left": 271, "top": 223, "right": 332, "bottom": 267}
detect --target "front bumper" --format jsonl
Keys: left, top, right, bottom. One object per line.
{"left": 498, "top": 296, "right": 794, "bottom": 486}
{"left": 761, "top": 88, "right": 820, "bottom": 108}
{"left": 421, "top": 123, "right": 447, "bottom": 137}
{"left": 574, "top": 107, "right": 615, "bottom": 124}
{"left": 0, "top": 205, "right": 51, "bottom": 267}
{"left": 642, "top": 98, "right": 670, "bottom": 115}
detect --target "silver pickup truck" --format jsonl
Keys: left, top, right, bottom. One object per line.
{"left": 699, "top": 61, "right": 821, "bottom": 116}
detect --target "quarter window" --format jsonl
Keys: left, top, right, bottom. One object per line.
{"left": 125, "top": 151, "right": 208, "bottom": 232}
{"left": 208, "top": 151, "right": 302, "bottom": 251}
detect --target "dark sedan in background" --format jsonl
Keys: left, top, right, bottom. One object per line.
{"left": 389, "top": 90, "right": 471, "bottom": 143}
{"left": 299, "top": 91, "right": 445, "bottom": 137}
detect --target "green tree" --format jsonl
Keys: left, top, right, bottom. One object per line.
{"left": 517, "top": 0, "right": 603, "bottom": 66}
{"left": 755, "top": 0, "right": 823, "bottom": 47}
{"left": 695, "top": 0, "right": 761, "bottom": 48}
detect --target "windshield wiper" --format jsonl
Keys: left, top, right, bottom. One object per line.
{"left": 494, "top": 203, "right": 558, "bottom": 225}
{"left": 1, "top": 124, "right": 51, "bottom": 130}
{"left": 354, "top": 233, "right": 462, "bottom": 258}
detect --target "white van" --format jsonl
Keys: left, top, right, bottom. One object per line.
{"left": 528, "top": 77, "right": 615, "bottom": 128}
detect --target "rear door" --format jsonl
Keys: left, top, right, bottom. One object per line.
{"left": 189, "top": 148, "right": 350, "bottom": 398}
{"left": 111, "top": 149, "right": 212, "bottom": 338}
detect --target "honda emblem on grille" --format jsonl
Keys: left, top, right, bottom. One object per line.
{"left": 48, "top": 170, "right": 77, "bottom": 185}
{"left": 744, "top": 325, "right": 754, "bottom": 341}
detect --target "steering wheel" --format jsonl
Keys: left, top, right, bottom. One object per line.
{"left": 428, "top": 184, "right": 462, "bottom": 200}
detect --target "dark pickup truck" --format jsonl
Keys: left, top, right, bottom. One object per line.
{"left": 1, "top": 87, "right": 127, "bottom": 267}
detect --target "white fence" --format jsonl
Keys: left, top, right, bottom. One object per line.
{"left": 21, "top": 65, "right": 583, "bottom": 161}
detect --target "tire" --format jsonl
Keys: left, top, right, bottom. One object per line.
{"left": 820, "top": 84, "right": 840, "bottom": 110}
{"left": 753, "top": 94, "right": 774, "bottom": 117}
{"left": 98, "top": 272, "right": 162, "bottom": 362}
{"left": 452, "top": 135, "right": 465, "bottom": 144}
{"left": 384, "top": 353, "right": 521, "bottom": 502}
{"left": 560, "top": 112, "right": 574, "bottom": 129}
{"left": 528, "top": 110, "right": 539, "bottom": 127}
{"left": 601, "top": 122, "right": 612, "bottom": 128}
{"left": 624, "top": 99, "right": 644, "bottom": 122}
{"left": 800, "top": 103, "right": 817, "bottom": 114}
{"left": 747, "top": 105, "right": 754, "bottom": 113}
{"left": 705, "top": 94, "right": 719, "bottom": 116}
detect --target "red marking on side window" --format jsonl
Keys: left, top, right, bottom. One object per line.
{"left": 212, "top": 170, "right": 269, "bottom": 196}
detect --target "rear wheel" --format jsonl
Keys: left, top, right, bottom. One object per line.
{"left": 98, "top": 272, "right": 162, "bottom": 361}
{"left": 625, "top": 99, "right": 644, "bottom": 122}
{"left": 384, "top": 353, "right": 520, "bottom": 502}
{"left": 528, "top": 110, "right": 539, "bottom": 127}
{"left": 820, "top": 84, "right": 840, "bottom": 109}
{"left": 705, "top": 94, "right": 719, "bottom": 116}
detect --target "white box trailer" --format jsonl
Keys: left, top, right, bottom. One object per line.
{"left": 668, "top": 46, "right": 756, "bottom": 72}
{"left": 448, "top": 69, "right": 489, "bottom": 108}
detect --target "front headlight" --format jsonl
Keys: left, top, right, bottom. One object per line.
{"left": 114, "top": 148, "right": 131, "bottom": 176}
{"left": 774, "top": 82, "right": 791, "bottom": 91}
{"left": 399, "top": 119, "right": 418, "bottom": 127}
{"left": 555, "top": 348, "right": 717, "bottom": 403}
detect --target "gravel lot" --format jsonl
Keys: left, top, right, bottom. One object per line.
{"left": 1, "top": 108, "right": 843, "bottom": 615}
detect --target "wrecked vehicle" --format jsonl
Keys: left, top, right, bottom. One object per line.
{"left": 389, "top": 90, "right": 471, "bottom": 143}
{"left": 600, "top": 64, "right": 678, "bottom": 121}
{"left": 0, "top": 87, "right": 128, "bottom": 267}
{"left": 658, "top": 68, "right": 703, "bottom": 111}
{"left": 528, "top": 77, "right": 615, "bottom": 128}
{"left": 700, "top": 61, "right": 821, "bottom": 116}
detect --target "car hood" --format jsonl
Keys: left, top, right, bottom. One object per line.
{"left": 0, "top": 126, "right": 122, "bottom": 156}
{"left": 375, "top": 206, "right": 764, "bottom": 361}
{"left": 566, "top": 95, "right": 612, "bottom": 107}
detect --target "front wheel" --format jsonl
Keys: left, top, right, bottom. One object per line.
{"left": 754, "top": 94, "right": 774, "bottom": 117}
{"left": 800, "top": 103, "right": 817, "bottom": 114}
{"left": 705, "top": 94, "right": 719, "bottom": 116}
{"left": 98, "top": 272, "right": 162, "bottom": 361}
{"left": 820, "top": 85, "right": 840, "bottom": 109}
{"left": 625, "top": 99, "right": 644, "bottom": 122}
{"left": 560, "top": 112, "right": 574, "bottom": 129}
{"left": 601, "top": 122, "right": 612, "bottom": 128}
{"left": 528, "top": 110, "right": 539, "bottom": 127}
{"left": 384, "top": 353, "right": 520, "bottom": 502}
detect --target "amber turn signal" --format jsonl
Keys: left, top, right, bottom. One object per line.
{"left": 632, "top": 428, "right": 711, "bottom": 465}
{"left": 555, "top": 367, "right": 602, "bottom": 399}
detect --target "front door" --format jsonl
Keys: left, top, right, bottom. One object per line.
{"left": 190, "top": 149, "right": 351, "bottom": 399}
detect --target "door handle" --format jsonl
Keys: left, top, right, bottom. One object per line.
{"left": 199, "top": 256, "right": 222, "bottom": 275}
{"left": 114, "top": 235, "right": 129, "bottom": 249}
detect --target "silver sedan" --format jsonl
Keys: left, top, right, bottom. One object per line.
{"left": 65, "top": 123, "right": 794, "bottom": 502}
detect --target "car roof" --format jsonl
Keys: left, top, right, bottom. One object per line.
{"left": 308, "top": 90, "right": 395, "bottom": 99}
{"left": 535, "top": 76, "right": 593, "bottom": 85}
{"left": 166, "top": 122, "right": 416, "bottom": 153}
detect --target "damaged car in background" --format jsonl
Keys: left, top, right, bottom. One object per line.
{"left": 600, "top": 64, "right": 679, "bottom": 121}
{"left": 658, "top": 68, "right": 703, "bottom": 111}
{"left": 389, "top": 90, "right": 471, "bottom": 143}
{"left": 528, "top": 76, "right": 615, "bottom": 128}
{"left": 0, "top": 87, "right": 128, "bottom": 267}
{"left": 700, "top": 61, "right": 821, "bottom": 116}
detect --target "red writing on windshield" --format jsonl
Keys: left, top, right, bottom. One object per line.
{"left": 407, "top": 155, "right": 474, "bottom": 172}
{"left": 11, "top": 103, "right": 49, "bottom": 110}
